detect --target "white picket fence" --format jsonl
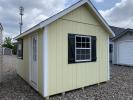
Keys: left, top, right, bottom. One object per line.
{"left": 2, "top": 47, "right": 12, "bottom": 55}
{"left": 0, "top": 47, "right": 14, "bottom": 82}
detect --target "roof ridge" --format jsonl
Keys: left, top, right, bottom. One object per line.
{"left": 110, "top": 25, "right": 125, "bottom": 29}
{"left": 15, "top": 0, "right": 115, "bottom": 39}
{"left": 110, "top": 25, "right": 133, "bottom": 30}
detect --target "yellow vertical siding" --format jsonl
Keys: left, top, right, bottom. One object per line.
{"left": 62, "top": 5, "right": 100, "bottom": 26}
{"left": 47, "top": 5, "right": 109, "bottom": 96}
{"left": 37, "top": 29, "right": 44, "bottom": 95}
{"left": 17, "top": 4, "right": 110, "bottom": 97}
{"left": 17, "top": 36, "right": 30, "bottom": 82}
{"left": 17, "top": 29, "right": 44, "bottom": 95}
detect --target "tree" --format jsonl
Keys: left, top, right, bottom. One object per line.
{"left": 12, "top": 42, "right": 17, "bottom": 55}
{"left": 2, "top": 37, "right": 13, "bottom": 49}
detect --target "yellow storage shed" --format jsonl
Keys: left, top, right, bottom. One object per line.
{"left": 15, "top": 0, "right": 115, "bottom": 98}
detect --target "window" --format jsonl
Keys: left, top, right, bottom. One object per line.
{"left": 109, "top": 44, "right": 113, "bottom": 53}
{"left": 17, "top": 40, "right": 23, "bottom": 59}
{"left": 75, "top": 35, "right": 91, "bottom": 62}
{"left": 68, "top": 34, "right": 96, "bottom": 64}
{"left": 32, "top": 36, "right": 37, "bottom": 61}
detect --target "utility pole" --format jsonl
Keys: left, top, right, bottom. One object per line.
{"left": 19, "top": 6, "right": 24, "bottom": 34}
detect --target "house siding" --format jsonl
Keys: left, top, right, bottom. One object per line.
{"left": 47, "top": 5, "right": 109, "bottom": 96}
{"left": 112, "top": 32, "right": 133, "bottom": 64}
{"left": 37, "top": 29, "right": 44, "bottom": 94}
{"left": 17, "top": 36, "right": 30, "bottom": 82}
{"left": 17, "top": 29, "right": 44, "bottom": 95}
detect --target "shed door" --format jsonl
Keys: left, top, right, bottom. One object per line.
{"left": 31, "top": 34, "right": 38, "bottom": 90}
{"left": 118, "top": 41, "right": 133, "bottom": 65}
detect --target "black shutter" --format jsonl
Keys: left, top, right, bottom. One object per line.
{"left": 91, "top": 36, "right": 96, "bottom": 62}
{"left": 68, "top": 34, "right": 75, "bottom": 64}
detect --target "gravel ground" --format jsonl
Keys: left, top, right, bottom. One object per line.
{"left": 0, "top": 55, "right": 44, "bottom": 100}
{"left": 0, "top": 56, "right": 133, "bottom": 100}
{"left": 2, "top": 55, "right": 17, "bottom": 82}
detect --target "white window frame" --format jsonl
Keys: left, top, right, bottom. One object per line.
{"left": 17, "top": 40, "right": 23, "bottom": 59}
{"left": 75, "top": 35, "right": 92, "bottom": 62}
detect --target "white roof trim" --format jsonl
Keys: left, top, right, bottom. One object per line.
{"left": 87, "top": 1, "right": 115, "bottom": 37}
{"left": 15, "top": 0, "right": 115, "bottom": 39}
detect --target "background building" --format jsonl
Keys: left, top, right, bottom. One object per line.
{"left": 0, "top": 23, "right": 3, "bottom": 82}
{"left": 110, "top": 26, "right": 133, "bottom": 66}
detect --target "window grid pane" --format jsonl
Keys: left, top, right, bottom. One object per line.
{"left": 75, "top": 35, "right": 91, "bottom": 62}
{"left": 76, "top": 49, "right": 91, "bottom": 61}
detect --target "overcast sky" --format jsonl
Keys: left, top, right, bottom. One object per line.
{"left": 0, "top": 0, "right": 132, "bottom": 38}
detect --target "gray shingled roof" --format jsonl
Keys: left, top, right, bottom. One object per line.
{"left": 110, "top": 26, "right": 125, "bottom": 36}
{"left": 110, "top": 26, "right": 133, "bottom": 40}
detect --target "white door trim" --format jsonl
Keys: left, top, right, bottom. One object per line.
{"left": 29, "top": 36, "right": 31, "bottom": 84}
{"left": 29, "top": 33, "right": 38, "bottom": 91}
{"left": 107, "top": 36, "right": 110, "bottom": 80}
{"left": 43, "top": 26, "right": 48, "bottom": 97}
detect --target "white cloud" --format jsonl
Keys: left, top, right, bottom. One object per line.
{"left": 0, "top": 0, "right": 69, "bottom": 38}
{"left": 95, "top": 0, "right": 104, "bottom": 3}
{"left": 26, "top": 15, "right": 48, "bottom": 29}
{"left": 99, "top": 0, "right": 133, "bottom": 28}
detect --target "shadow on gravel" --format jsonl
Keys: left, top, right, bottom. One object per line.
{"left": 0, "top": 74, "right": 44, "bottom": 100}
{"left": 0, "top": 55, "right": 44, "bottom": 100}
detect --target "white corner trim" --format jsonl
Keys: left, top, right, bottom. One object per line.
{"left": 107, "top": 36, "right": 110, "bottom": 80}
{"left": 29, "top": 37, "right": 31, "bottom": 83}
{"left": 43, "top": 26, "right": 48, "bottom": 97}
{"left": 36, "top": 33, "right": 39, "bottom": 91}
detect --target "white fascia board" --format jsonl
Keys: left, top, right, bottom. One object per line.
{"left": 14, "top": 24, "right": 41, "bottom": 40}
{"left": 40, "top": 0, "right": 115, "bottom": 37}
{"left": 85, "top": 0, "right": 115, "bottom": 37}
{"left": 14, "top": 0, "right": 86, "bottom": 40}
{"left": 15, "top": 0, "right": 115, "bottom": 40}
{"left": 39, "top": 0, "right": 87, "bottom": 28}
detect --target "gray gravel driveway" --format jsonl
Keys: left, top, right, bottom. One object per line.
{"left": 0, "top": 55, "right": 133, "bottom": 100}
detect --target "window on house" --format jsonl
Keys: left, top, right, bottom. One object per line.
{"left": 109, "top": 44, "right": 113, "bottom": 53}
{"left": 17, "top": 39, "right": 23, "bottom": 59}
{"left": 33, "top": 36, "right": 37, "bottom": 61}
{"left": 75, "top": 36, "right": 91, "bottom": 62}
{"left": 68, "top": 34, "right": 96, "bottom": 64}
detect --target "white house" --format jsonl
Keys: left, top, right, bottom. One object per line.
{"left": 110, "top": 26, "right": 133, "bottom": 66}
